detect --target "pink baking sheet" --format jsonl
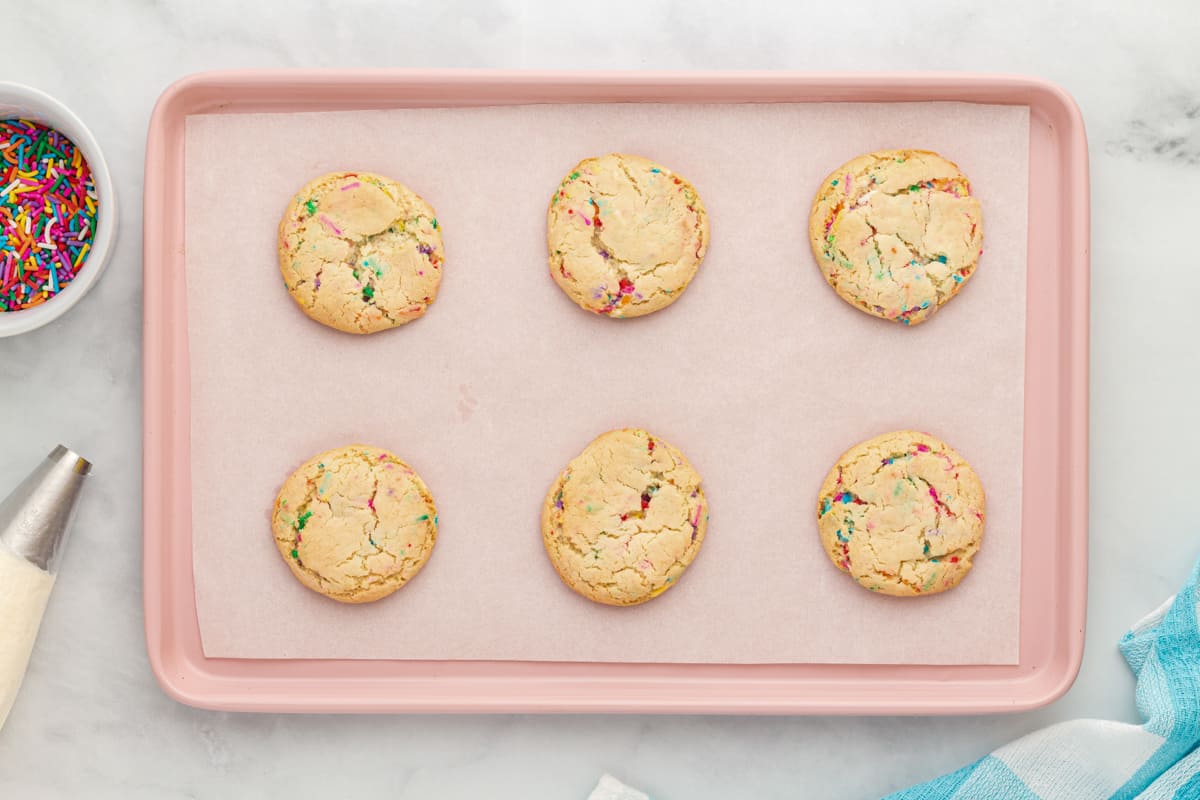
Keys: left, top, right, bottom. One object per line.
{"left": 144, "top": 71, "right": 1088, "bottom": 713}
{"left": 185, "top": 100, "right": 1027, "bottom": 664}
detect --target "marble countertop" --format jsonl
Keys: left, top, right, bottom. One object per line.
{"left": 1, "top": 1, "right": 1197, "bottom": 797}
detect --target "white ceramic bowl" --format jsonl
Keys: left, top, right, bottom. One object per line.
{"left": 0, "top": 82, "right": 117, "bottom": 336}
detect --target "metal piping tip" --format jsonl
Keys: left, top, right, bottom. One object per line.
{"left": 0, "top": 446, "right": 91, "bottom": 573}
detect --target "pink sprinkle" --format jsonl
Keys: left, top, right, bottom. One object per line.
{"left": 367, "top": 497, "right": 375, "bottom": 510}
{"left": 578, "top": 211, "right": 592, "bottom": 226}
{"left": 417, "top": 270, "right": 424, "bottom": 276}
{"left": 638, "top": 559, "right": 653, "bottom": 571}
{"left": 691, "top": 503, "right": 703, "bottom": 527}
{"left": 319, "top": 214, "right": 343, "bottom": 236}
{"left": 843, "top": 173, "right": 852, "bottom": 196}
{"left": 915, "top": 443, "right": 930, "bottom": 453}
{"left": 379, "top": 453, "right": 387, "bottom": 460}
{"left": 341, "top": 181, "right": 361, "bottom": 190}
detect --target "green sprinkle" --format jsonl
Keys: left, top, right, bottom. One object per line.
{"left": 416, "top": 513, "right": 429, "bottom": 522}
{"left": 831, "top": 179, "right": 839, "bottom": 186}
{"left": 586, "top": 505, "right": 593, "bottom": 513}
{"left": 893, "top": 482, "right": 904, "bottom": 497}
{"left": 353, "top": 269, "right": 360, "bottom": 281}
{"left": 908, "top": 184, "right": 921, "bottom": 192}
{"left": 280, "top": 499, "right": 287, "bottom": 506}
{"left": 433, "top": 515, "right": 439, "bottom": 526}
{"left": 568, "top": 171, "right": 580, "bottom": 180}
{"left": 304, "top": 199, "right": 317, "bottom": 215}
{"left": 362, "top": 285, "right": 375, "bottom": 300}
{"left": 290, "top": 549, "right": 299, "bottom": 560}
{"left": 431, "top": 218, "right": 438, "bottom": 229}
{"left": 296, "top": 510, "right": 313, "bottom": 530}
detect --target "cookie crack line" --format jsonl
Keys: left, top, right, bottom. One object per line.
{"left": 616, "top": 156, "right": 646, "bottom": 200}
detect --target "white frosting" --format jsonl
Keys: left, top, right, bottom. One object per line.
{"left": 0, "top": 544, "right": 55, "bottom": 731}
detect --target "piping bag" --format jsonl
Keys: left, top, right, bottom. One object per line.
{"left": 0, "top": 446, "right": 90, "bottom": 732}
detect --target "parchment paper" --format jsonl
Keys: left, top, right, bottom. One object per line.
{"left": 186, "top": 102, "right": 1028, "bottom": 663}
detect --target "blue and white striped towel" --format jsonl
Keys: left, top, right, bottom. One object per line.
{"left": 591, "top": 557, "right": 1200, "bottom": 800}
{"left": 887, "top": 556, "right": 1200, "bottom": 800}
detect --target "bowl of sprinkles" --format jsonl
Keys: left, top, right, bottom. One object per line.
{"left": 0, "top": 82, "right": 116, "bottom": 336}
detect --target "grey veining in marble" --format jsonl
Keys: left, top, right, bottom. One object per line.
{"left": 0, "top": 0, "right": 1197, "bottom": 797}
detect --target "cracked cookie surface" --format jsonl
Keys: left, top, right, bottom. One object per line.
{"left": 816, "top": 430, "right": 985, "bottom": 597}
{"left": 808, "top": 149, "right": 983, "bottom": 326}
{"left": 546, "top": 153, "right": 708, "bottom": 318}
{"left": 278, "top": 171, "right": 444, "bottom": 334}
{"left": 271, "top": 445, "right": 438, "bottom": 604}
{"left": 541, "top": 428, "right": 708, "bottom": 606}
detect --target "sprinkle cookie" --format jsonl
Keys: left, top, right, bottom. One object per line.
{"left": 541, "top": 428, "right": 709, "bottom": 606}
{"left": 272, "top": 445, "right": 438, "bottom": 604}
{"left": 547, "top": 153, "right": 709, "bottom": 318}
{"left": 816, "top": 430, "right": 985, "bottom": 597}
{"left": 278, "top": 171, "right": 443, "bottom": 334}
{"left": 808, "top": 149, "right": 983, "bottom": 326}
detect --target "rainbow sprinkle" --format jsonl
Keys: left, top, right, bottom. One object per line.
{"left": 0, "top": 119, "right": 98, "bottom": 312}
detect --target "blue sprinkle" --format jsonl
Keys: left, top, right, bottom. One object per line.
{"left": 936, "top": 255, "right": 948, "bottom": 263}
{"left": 820, "top": 498, "right": 832, "bottom": 516}
{"left": 841, "top": 493, "right": 852, "bottom": 504}
{"left": 650, "top": 167, "right": 661, "bottom": 174}
{"left": 920, "top": 300, "right": 930, "bottom": 309}
{"left": 836, "top": 529, "right": 849, "bottom": 543}
{"left": 953, "top": 274, "right": 964, "bottom": 283}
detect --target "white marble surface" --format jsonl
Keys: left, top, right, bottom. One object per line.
{"left": 0, "top": 1, "right": 1196, "bottom": 797}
